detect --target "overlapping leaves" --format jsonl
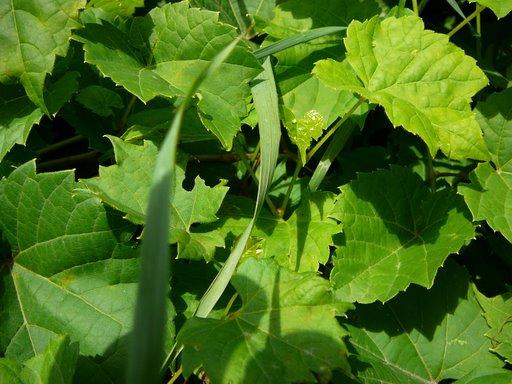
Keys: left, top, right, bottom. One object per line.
{"left": 459, "top": 88, "right": 512, "bottom": 243}
{"left": 75, "top": 1, "right": 261, "bottom": 149}
{"left": 179, "top": 258, "right": 350, "bottom": 384}
{"left": 0, "top": 161, "right": 174, "bottom": 382}
{"left": 0, "top": 0, "right": 85, "bottom": 112}
{"left": 344, "top": 261, "right": 505, "bottom": 383}
{"left": 81, "top": 137, "right": 229, "bottom": 260}
{"left": 314, "top": 15, "right": 489, "bottom": 160}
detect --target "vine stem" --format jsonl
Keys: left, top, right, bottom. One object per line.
{"left": 117, "top": 94, "right": 137, "bottom": 132}
{"left": 412, "top": 0, "right": 419, "bottom": 14}
{"left": 279, "top": 160, "right": 302, "bottom": 217}
{"left": 36, "top": 135, "right": 85, "bottom": 156}
{"left": 306, "top": 97, "right": 366, "bottom": 163}
{"left": 448, "top": 5, "right": 485, "bottom": 38}
{"left": 167, "top": 366, "right": 183, "bottom": 384}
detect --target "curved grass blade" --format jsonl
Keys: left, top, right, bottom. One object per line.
{"left": 127, "top": 36, "right": 243, "bottom": 384}
{"left": 194, "top": 57, "right": 281, "bottom": 318}
{"left": 253, "top": 26, "right": 346, "bottom": 60}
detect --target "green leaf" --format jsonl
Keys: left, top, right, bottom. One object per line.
{"left": 0, "top": 72, "right": 79, "bottom": 161}
{"left": 0, "top": 335, "right": 78, "bottom": 384}
{"left": 208, "top": 192, "right": 341, "bottom": 271}
{"left": 87, "top": 0, "right": 144, "bottom": 16}
{"left": 457, "top": 369, "right": 512, "bottom": 384}
{"left": 75, "top": 1, "right": 262, "bottom": 149}
{"left": 344, "top": 260, "right": 504, "bottom": 383}
{"left": 0, "top": 0, "right": 85, "bottom": 112}
{"left": 81, "top": 137, "right": 229, "bottom": 260}
{"left": 314, "top": 15, "right": 489, "bottom": 160}
{"left": 475, "top": 289, "right": 512, "bottom": 363}
{"left": 264, "top": 0, "right": 376, "bottom": 162}
{"left": 459, "top": 88, "right": 512, "bottom": 243}
{"left": 331, "top": 166, "right": 475, "bottom": 303}
{"left": 0, "top": 161, "right": 174, "bottom": 382}
{"left": 76, "top": 85, "right": 124, "bottom": 117}
{"left": 469, "top": 0, "right": 512, "bottom": 18}
{"left": 179, "top": 258, "right": 350, "bottom": 384}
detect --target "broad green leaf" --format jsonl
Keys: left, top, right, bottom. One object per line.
{"left": 344, "top": 260, "right": 504, "bottom": 383}
{"left": 314, "top": 15, "right": 489, "bottom": 160}
{"left": 457, "top": 369, "right": 512, "bottom": 384}
{"left": 0, "top": 335, "right": 78, "bottom": 384}
{"left": 0, "top": 161, "right": 174, "bottom": 382}
{"left": 205, "top": 192, "right": 341, "bottom": 271}
{"left": 87, "top": 0, "right": 144, "bottom": 16}
{"left": 0, "top": 0, "right": 85, "bottom": 112}
{"left": 469, "top": 0, "right": 512, "bottom": 17}
{"left": 81, "top": 137, "right": 229, "bottom": 260}
{"left": 264, "top": 0, "right": 376, "bottom": 162}
{"left": 331, "top": 166, "right": 475, "bottom": 303}
{"left": 75, "top": 1, "right": 261, "bottom": 149}
{"left": 0, "top": 72, "right": 79, "bottom": 161}
{"left": 475, "top": 289, "right": 512, "bottom": 362}
{"left": 459, "top": 88, "right": 512, "bottom": 243}
{"left": 76, "top": 85, "right": 123, "bottom": 117}
{"left": 179, "top": 258, "right": 350, "bottom": 384}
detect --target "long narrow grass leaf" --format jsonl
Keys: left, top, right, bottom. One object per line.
{"left": 446, "top": 0, "right": 467, "bottom": 18}
{"left": 308, "top": 123, "right": 357, "bottom": 192}
{"left": 195, "top": 57, "right": 281, "bottom": 318}
{"left": 127, "top": 36, "right": 243, "bottom": 384}
{"left": 253, "top": 26, "right": 346, "bottom": 60}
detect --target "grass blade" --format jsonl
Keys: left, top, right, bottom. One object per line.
{"left": 253, "top": 26, "right": 346, "bottom": 60}
{"left": 127, "top": 36, "right": 243, "bottom": 384}
{"left": 308, "top": 122, "right": 357, "bottom": 192}
{"left": 195, "top": 57, "right": 281, "bottom": 318}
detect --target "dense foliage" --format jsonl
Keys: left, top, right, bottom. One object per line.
{"left": 0, "top": 0, "right": 511, "bottom": 383}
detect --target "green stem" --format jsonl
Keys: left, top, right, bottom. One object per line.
{"left": 37, "top": 150, "right": 100, "bottom": 171}
{"left": 167, "top": 366, "right": 182, "bottom": 384}
{"left": 306, "top": 97, "right": 365, "bottom": 164}
{"left": 223, "top": 293, "right": 239, "bottom": 317}
{"left": 448, "top": 5, "right": 485, "bottom": 38}
{"left": 425, "top": 148, "right": 436, "bottom": 191}
{"left": 36, "top": 135, "right": 86, "bottom": 156}
{"left": 279, "top": 160, "right": 301, "bottom": 218}
{"left": 117, "top": 94, "right": 137, "bottom": 132}
{"left": 412, "top": 0, "right": 419, "bottom": 14}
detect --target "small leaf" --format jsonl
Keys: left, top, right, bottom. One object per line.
{"left": 344, "top": 260, "right": 504, "bottom": 383}
{"left": 314, "top": 15, "right": 489, "bottom": 160}
{"left": 0, "top": 0, "right": 85, "bottom": 112}
{"left": 331, "top": 166, "right": 475, "bottom": 303}
{"left": 76, "top": 85, "right": 124, "bottom": 117}
{"left": 179, "top": 258, "right": 350, "bottom": 384}
{"left": 475, "top": 289, "right": 512, "bottom": 363}
{"left": 459, "top": 88, "right": 512, "bottom": 243}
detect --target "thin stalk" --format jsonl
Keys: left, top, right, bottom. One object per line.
{"left": 412, "top": 0, "right": 419, "bottom": 14}
{"left": 418, "top": 0, "right": 429, "bottom": 12}
{"left": 118, "top": 94, "right": 137, "bottom": 132}
{"left": 223, "top": 293, "right": 239, "bottom": 317}
{"left": 279, "top": 160, "right": 301, "bottom": 218}
{"left": 36, "top": 135, "right": 85, "bottom": 156}
{"left": 476, "top": 12, "right": 482, "bottom": 58}
{"left": 306, "top": 97, "right": 365, "bottom": 164}
{"left": 425, "top": 148, "right": 436, "bottom": 191}
{"left": 448, "top": 5, "right": 485, "bottom": 38}
{"left": 37, "top": 150, "right": 100, "bottom": 171}
{"left": 167, "top": 366, "right": 183, "bottom": 384}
